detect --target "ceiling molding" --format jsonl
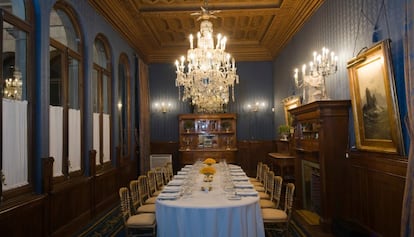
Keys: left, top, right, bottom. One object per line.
{"left": 88, "top": 0, "right": 324, "bottom": 63}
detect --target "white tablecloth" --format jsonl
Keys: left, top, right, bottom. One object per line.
{"left": 156, "top": 164, "right": 265, "bottom": 237}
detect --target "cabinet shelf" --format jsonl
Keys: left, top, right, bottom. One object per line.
{"left": 179, "top": 113, "right": 237, "bottom": 165}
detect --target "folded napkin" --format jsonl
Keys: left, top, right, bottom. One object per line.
{"left": 173, "top": 175, "right": 187, "bottom": 179}
{"left": 157, "top": 193, "right": 179, "bottom": 200}
{"left": 184, "top": 164, "right": 193, "bottom": 168}
{"left": 168, "top": 180, "right": 184, "bottom": 186}
{"left": 232, "top": 176, "right": 249, "bottom": 181}
{"left": 236, "top": 190, "right": 258, "bottom": 196}
{"left": 181, "top": 167, "right": 192, "bottom": 171}
{"left": 177, "top": 171, "right": 188, "bottom": 175}
{"left": 162, "top": 186, "right": 181, "bottom": 193}
{"left": 230, "top": 171, "right": 246, "bottom": 176}
{"left": 233, "top": 182, "right": 254, "bottom": 189}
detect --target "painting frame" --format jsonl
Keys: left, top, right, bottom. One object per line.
{"left": 347, "top": 39, "right": 404, "bottom": 154}
{"left": 282, "top": 95, "right": 301, "bottom": 126}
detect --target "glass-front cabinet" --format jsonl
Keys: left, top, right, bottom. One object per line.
{"left": 178, "top": 113, "right": 237, "bottom": 165}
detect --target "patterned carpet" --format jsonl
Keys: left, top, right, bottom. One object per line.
{"left": 74, "top": 205, "right": 125, "bottom": 237}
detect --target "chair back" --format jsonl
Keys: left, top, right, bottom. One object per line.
{"left": 272, "top": 176, "right": 283, "bottom": 208}
{"left": 166, "top": 162, "right": 173, "bottom": 179}
{"left": 119, "top": 187, "right": 132, "bottom": 223}
{"left": 161, "top": 166, "right": 171, "bottom": 184}
{"left": 260, "top": 164, "right": 269, "bottom": 183}
{"left": 256, "top": 162, "right": 263, "bottom": 179}
{"left": 284, "top": 183, "right": 296, "bottom": 223}
{"left": 147, "top": 170, "right": 158, "bottom": 195}
{"left": 129, "top": 180, "right": 140, "bottom": 212}
{"left": 138, "top": 175, "right": 151, "bottom": 204}
{"left": 154, "top": 167, "right": 165, "bottom": 189}
{"left": 266, "top": 170, "right": 275, "bottom": 197}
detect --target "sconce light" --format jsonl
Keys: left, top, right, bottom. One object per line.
{"left": 117, "top": 102, "right": 122, "bottom": 111}
{"left": 154, "top": 102, "right": 172, "bottom": 113}
{"left": 247, "top": 101, "right": 266, "bottom": 112}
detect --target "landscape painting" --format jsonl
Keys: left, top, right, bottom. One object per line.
{"left": 347, "top": 39, "right": 404, "bottom": 154}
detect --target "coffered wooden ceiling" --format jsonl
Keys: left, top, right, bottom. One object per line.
{"left": 88, "top": 0, "right": 324, "bottom": 63}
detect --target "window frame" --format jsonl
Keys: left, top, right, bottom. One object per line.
{"left": 0, "top": 2, "right": 34, "bottom": 201}
{"left": 92, "top": 34, "right": 112, "bottom": 170}
{"left": 49, "top": 2, "right": 84, "bottom": 181}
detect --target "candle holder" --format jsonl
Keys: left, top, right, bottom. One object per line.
{"left": 294, "top": 47, "right": 338, "bottom": 102}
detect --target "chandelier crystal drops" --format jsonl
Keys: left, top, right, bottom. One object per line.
{"left": 175, "top": 12, "right": 239, "bottom": 113}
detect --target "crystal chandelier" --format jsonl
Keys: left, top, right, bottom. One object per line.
{"left": 175, "top": 4, "right": 239, "bottom": 113}
{"left": 294, "top": 47, "right": 337, "bottom": 101}
{"left": 4, "top": 67, "right": 22, "bottom": 100}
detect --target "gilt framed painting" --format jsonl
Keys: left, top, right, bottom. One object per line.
{"left": 282, "top": 96, "right": 301, "bottom": 126}
{"left": 347, "top": 39, "right": 404, "bottom": 154}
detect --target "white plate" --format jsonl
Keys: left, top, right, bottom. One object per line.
{"left": 236, "top": 190, "right": 258, "bottom": 196}
{"left": 157, "top": 193, "right": 179, "bottom": 200}
{"left": 162, "top": 186, "right": 181, "bottom": 192}
{"left": 227, "top": 195, "right": 241, "bottom": 200}
{"left": 168, "top": 180, "right": 184, "bottom": 186}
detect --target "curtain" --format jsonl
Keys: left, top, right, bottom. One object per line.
{"left": 93, "top": 112, "right": 100, "bottom": 165}
{"left": 401, "top": 1, "right": 414, "bottom": 236}
{"left": 103, "top": 113, "right": 110, "bottom": 163}
{"left": 139, "top": 59, "right": 151, "bottom": 172}
{"left": 68, "top": 109, "right": 81, "bottom": 172}
{"left": 2, "top": 99, "right": 28, "bottom": 191}
{"left": 49, "top": 105, "right": 63, "bottom": 177}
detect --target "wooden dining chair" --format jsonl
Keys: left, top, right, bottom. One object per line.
{"left": 254, "top": 164, "right": 269, "bottom": 192}
{"left": 129, "top": 179, "right": 156, "bottom": 213}
{"left": 260, "top": 176, "right": 283, "bottom": 208}
{"left": 119, "top": 187, "right": 156, "bottom": 237}
{"left": 154, "top": 167, "right": 166, "bottom": 190}
{"left": 249, "top": 162, "right": 263, "bottom": 183}
{"left": 165, "top": 162, "right": 173, "bottom": 180}
{"left": 259, "top": 170, "right": 274, "bottom": 200}
{"left": 147, "top": 170, "right": 161, "bottom": 197}
{"left": 261, "top": 183, "right": 295, "bottom": 236}
{"left": 138, "top": 175, "right": 157, "bottom": 204}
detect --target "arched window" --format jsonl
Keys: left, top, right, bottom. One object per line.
{"left": 118, "top": 53, "right": 131, "bottom": 159}
{"left": 1, "top": 1, "right": 33, "bottom": 197}
{"left": 49, "top": 2, "right": 83, "bottom": 179}
{"left": 93, "top": 34, "right": 112, "bottom": 167}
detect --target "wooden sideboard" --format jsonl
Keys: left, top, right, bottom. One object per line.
{"left": 178, "top": 113, "right": 237, "bottom": 165}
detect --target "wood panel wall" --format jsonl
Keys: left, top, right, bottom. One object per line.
{"left": 346, "top": 151, "right": 407, "bottom": 237}
{"left": 0, "top": 151, "right": 138, "bottom": 237}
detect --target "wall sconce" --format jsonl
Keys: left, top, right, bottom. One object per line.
{"left": 247, "top": 101, "right": 266, "bottom": 112}
{"left": 154, "top": 102, "right": 172, "bottom": 113}
{"left": 117, "top": 102, "right": 122, "bottom": 111}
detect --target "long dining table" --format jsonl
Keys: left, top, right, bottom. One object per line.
{"left": 155, "top": 161, "right": 265, "bottom": 237}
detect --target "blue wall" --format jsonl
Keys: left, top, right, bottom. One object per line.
{"left": 273, "top": 0, "right": 409, "bottom": 153}
{"left": 149, "top": 61, "right": 274, "bottom": 141}
{"left": 149, "top": 0, "right": 410, "bottom": 152}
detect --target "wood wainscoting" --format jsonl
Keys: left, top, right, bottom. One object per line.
{"left": 0, "top": 150, "right": 138, "bottom": 237}
{"left": 150, "top": 141, "right": 180, "bottom": 173}
{"left": 345, "top": 150, "right": 407, "bottom": 237}
{"left": 236, "top": 140, "right": 276, "bottom": 177}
